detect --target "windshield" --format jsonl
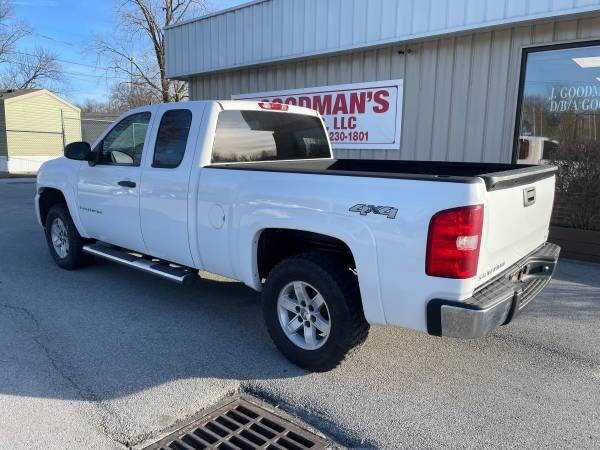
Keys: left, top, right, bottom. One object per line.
{"left": 211, "top": 110, "right": 331, "bottom": 163}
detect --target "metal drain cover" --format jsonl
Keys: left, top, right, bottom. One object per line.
{"left": 143, "top": 396, "right": 329, "bottom": 450}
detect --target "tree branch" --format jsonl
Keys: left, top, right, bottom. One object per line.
{"left": 90, "top": 0, "right": 208, "bottom": 103}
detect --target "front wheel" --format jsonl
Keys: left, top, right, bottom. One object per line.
{"left": 44, "top": 204, "right": 93, "bottom": 270}
{"left": 262, "top": 252, "right": 369, "bottom": 372}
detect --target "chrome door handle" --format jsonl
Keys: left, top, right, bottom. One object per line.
{"left": 118, "top": 180, "right": 136, "bottom": 188}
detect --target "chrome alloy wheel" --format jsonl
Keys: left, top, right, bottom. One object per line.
{"left": 277, "top": 281, "right": 331, "bottom": 350}
{"left": 50, "top": 217, "right": 69, "bottom": 258}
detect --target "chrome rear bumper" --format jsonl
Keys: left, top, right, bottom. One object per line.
{"left": 427, "top": 242, "right": 561, "bottom": 338}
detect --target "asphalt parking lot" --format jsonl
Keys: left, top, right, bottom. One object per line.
{"left": 1, "top": 178, "right": 599, "bottom": 449}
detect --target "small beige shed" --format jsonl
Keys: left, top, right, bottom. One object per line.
{"left": 0, "top": 89, "right": 81, "bottom": 173}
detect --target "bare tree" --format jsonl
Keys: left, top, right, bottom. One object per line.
{"left": 109, "top": 81, "right": 158, "bottom": 110}
{"left": 78, "top": 81, "right": 159, "bottom": 115}
{"left": 0, "top": 1, "right": 65, "bottom": 92}
{"left": 93, "top": 0, "right": 209, "bottom": 103}
{"left": 0, "top": 47, "right": 64, "bottom": 90}
{"left": 78, "top": 98, "right": 108, "bottom": 114}
{"left": 78, "top": 97, "right": 119, "bottom": 114}
{"left": 550, "top": 140, "right": 600, "bottom": 231}
{"left": 0, "top": 0, "right": 30, "bottom": 63}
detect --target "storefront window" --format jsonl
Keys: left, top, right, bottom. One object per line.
{"left": 517, "top": 43, "right": 600, "bottom": 231}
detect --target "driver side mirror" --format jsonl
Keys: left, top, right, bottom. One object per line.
{"left": 64, "top": 141, "right": 92, "bottom": 161}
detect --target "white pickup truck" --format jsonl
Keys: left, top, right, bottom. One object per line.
{"left": 36, "top": 101, "right": 560, "bottom": 371}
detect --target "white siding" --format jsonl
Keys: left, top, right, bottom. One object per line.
{"left": 166, "top": 0, "right": 600, "bottom": 77}
{"left": 189, "top": 15, "right": 600, "bottom": 163}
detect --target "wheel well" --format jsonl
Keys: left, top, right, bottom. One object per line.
{"left": 39, "top": 188, "right": 67, "bottom": 227}
{"left": 257, "top": 229, "right": 356, "bottom": 280}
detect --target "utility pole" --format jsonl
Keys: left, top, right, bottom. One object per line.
{"left": 129, "top": 56, "right": 135, "bottom": 98}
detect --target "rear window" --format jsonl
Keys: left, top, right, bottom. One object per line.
{"left": 211, "top": 110, "right": 330, "bottom": 163}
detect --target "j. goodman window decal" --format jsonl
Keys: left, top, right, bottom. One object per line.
{"left": 516, "top": 42, "right": 600, "bottom": 232}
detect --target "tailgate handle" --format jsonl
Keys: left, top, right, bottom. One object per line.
{"left": 523, "top": 187, "right": 536, "bottom": 207}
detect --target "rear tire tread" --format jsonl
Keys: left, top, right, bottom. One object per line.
{"left": 263, "top": 252, "right": 369, "bottom": 372}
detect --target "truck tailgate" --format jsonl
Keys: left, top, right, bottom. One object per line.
{"left": 476, "top": 168, "right": 556, "bottom": 287}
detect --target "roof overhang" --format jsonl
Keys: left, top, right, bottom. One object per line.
{"left": 165, "top": 0, "right": 600, "bottom": 79}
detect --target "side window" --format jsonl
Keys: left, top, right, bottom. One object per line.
{"left": 97, "top": 112, "right": 151, "bottom": 166}
{"left": 152, "top": 109, "right": 192, "bottom": 168}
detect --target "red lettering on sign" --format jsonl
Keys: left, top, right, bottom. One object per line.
{"left": 348, "top": 116, "right": 356, "bottom": 129}
{"left": 272, "top": 98, "right": 283, "bottom": 103}
{"left": 284, "top": 97, "right": 297, "bottom": 105}
{"left": 332, "top": 94, "right": 348, "bottom": 115}
{"left": 298, "top": 96, "right": 311, "bottom": 108}
{"left": 333, "top": 116, "right": 357, "bottom": 130}
{"left": 313, "top": 94, "right": 332, "bottom": 115}
{"left": 349, "top": 92, "right": 366, "bottom": 114}
{"left": 373, "top": 90, "right": 390, "bottom": 113}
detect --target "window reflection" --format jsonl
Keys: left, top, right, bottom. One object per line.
{"left": 153, "top": 109, "right": 192, "bottom": 168}
{"left": 518, "top": 45, "right": 600, "bottom": 163}
{"left": 518, "top": 44, "right": 600, "bottom": 231}
{"left": 211, "top": 110, "right": 330, "bottom": 163}
{"left": 98, "top": 112, "right": 151, "bottom": 166}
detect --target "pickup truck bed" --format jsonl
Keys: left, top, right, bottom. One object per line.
{"left": 208, "top": 159, "right": 557, "bottom": 191}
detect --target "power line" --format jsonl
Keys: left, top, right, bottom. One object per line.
{"left": 0, "top": 23, "right": 136, "bottom": 81}
{"left": 6, "top": 50, "right": 116, "bottom": 71}
{"left": 3, "top": 58, "right": 130, "bottom": 80}
{"left": 0, "top": 21, "right": 77, "bottom": 47}
{"left": 32, "top": 31, "right": 76, "bottom": 47}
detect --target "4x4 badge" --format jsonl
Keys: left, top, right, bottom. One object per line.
{"left": 349, "top": 204, "right": 398, "bottom": 219}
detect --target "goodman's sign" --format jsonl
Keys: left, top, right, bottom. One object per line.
{"left": 232, "top": 79, "right": 403, "bottom": 150}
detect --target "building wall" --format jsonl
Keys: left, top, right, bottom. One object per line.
{"left": 166, "top": 0, "right": 600, "bottom": 78}
{"left": 188, "top": 15, "right": 600, "bottom": 162}
{"left": 4, "top": 92, "right": 81, "bottom": 159}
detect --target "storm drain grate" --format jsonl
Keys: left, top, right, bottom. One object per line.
{"left": 143, "top": 397, "right": 329, "bottom": 450}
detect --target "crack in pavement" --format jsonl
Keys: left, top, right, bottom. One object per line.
{"left": 0, "top": 302, "right": 131, "bottom": 448}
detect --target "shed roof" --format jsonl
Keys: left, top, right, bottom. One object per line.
{"left": 165, "top": 0, "right": 600, "bottom": 79}
{"left": 0, "top": 88, "right": 80, "bottom": 112}
{"left": 0, "top": 89, "right": 41, "bottom": 100}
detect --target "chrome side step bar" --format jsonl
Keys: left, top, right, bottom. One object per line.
{"left": 83, "top": 243, "right": 198, "bottom": 285}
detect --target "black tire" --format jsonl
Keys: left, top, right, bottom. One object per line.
{"left": 262, "top": 252, "right": 369, "bottom": 372}
{"left": 44, "top": 203, "right": 93, "bottom": 270}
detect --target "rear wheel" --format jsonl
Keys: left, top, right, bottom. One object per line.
{"left": 262, "top": 252, "right": 369, "bottom": 372}
{"left": 44, "top": 204, "right": 93, "bottom": 270}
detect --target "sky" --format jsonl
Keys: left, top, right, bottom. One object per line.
{"left": 12, "top": 0, "right": 247, "bottom": 105}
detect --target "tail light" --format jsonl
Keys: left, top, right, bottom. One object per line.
{"left": 425, "top": 205, "right": 484, "bottom": 279}
{"left": 259, "top": 102, "right": 288, "bottom": 111}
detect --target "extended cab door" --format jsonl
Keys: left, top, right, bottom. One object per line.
{"left": 139, "top": 103, "right": 204, "bottom": 267}
{"left": 77, "top": 110, "right": 153, "bottom": 253}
